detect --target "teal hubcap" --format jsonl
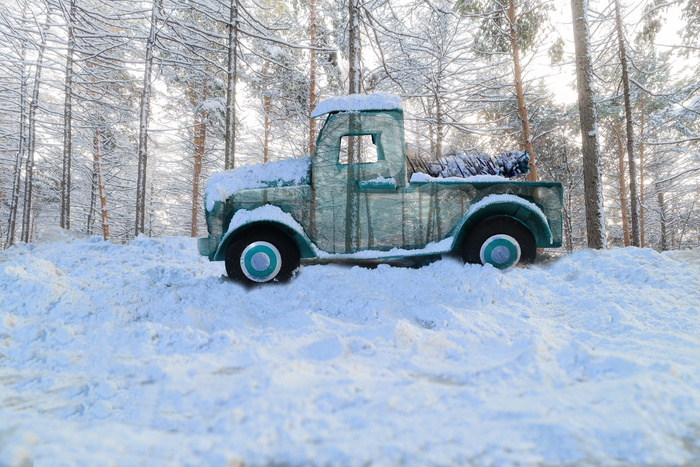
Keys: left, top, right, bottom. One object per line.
{"left": 480, "top": 234, "right": 521, "bottom": 269}
{"left": 240, "top": 241, "right": 282, "bottom": 282}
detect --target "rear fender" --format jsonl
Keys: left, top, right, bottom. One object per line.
{"left": 452, "top": 194, "right": 553, "bottom": 249}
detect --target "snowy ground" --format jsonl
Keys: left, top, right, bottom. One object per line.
{"left": 1, "top": 229, "right": 699, "bottom": 466}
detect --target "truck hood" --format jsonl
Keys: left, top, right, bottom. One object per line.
{"left": 204, "top": 157, "right": 311, "bottom": 212}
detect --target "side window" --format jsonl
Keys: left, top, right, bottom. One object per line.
{"left": 338, "top": 134, "right": 379, "bottom": 164}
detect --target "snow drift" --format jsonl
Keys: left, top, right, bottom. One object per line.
{"left": 1, "top": 231, "right": 699, "bottom": 466}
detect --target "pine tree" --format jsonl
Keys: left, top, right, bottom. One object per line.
{"left": 613, "top": 0, "right": 640, "bottom": 246}
{"left": 59, "top": 0, "right": 75, "bottom": 230}
{"left": 21, "top": 6, "right": 51, "bottom": 244}
{"left": 366, "top": 0, "right": 485, "bottom": 161}
{"left": 308, "top": 0, "right": 318, "bottom": 155}
{"left": 571, "top": 0, "right": 606, "bottom": 249}
{"left": 1, "top": 2, "right": 30, "bottom": 248}
{"left": 455, "top": 0, "right": 552, "bottom": 180}
{"left": 225, "top": 0, "right": 239, "bottom": 170}
{"left": 135, "top": 0, "right": 161, "bottom": 236}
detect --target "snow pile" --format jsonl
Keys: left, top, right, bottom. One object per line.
{"left": 362, "top": 176, "right": 397, "bottom": 188}
{"left": 311, "top": 93, "right": 402, "bottom": 118}
{"left": 204, "top": 157, "right": 310, "bottom": 211}
{"left": 225, "top": 205, "right": 307, "bottom": 239}
{"left": 316, "top": 236, "right": 455, "bottom": 260}
{"left": 1, "top": 233, "right": 700, "bottom": 466}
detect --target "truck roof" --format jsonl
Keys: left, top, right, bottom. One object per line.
{"left": 311, "top": 93, "right": 402, "bottom": 119}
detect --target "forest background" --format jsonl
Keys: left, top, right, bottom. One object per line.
{"left": 0, "top": 0, "right": 698, "bottom": 252}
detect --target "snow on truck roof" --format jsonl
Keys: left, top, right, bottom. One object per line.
{"left": 310, "top": 93, "right": 402, "bottom": 118}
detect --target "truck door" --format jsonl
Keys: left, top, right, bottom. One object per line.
{"left": 311, "top": 110, "right": 407, "bottom": 254}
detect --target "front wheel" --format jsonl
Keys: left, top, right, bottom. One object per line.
{"left": 461, "top": 216, "right": 536, "bottom": 269}
{"left": 225, "top": 229, "right": 300, "bottom": 284}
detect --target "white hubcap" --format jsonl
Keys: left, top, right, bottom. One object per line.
{"left": 480, "top": 234, "right": 521, "bottom": 269}
{"left": 240, "top": 241, "right": 282, "bottom": 282}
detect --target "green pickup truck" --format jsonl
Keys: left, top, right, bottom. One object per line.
{"left": 198, "top": 94, "right": 563, "bottom": 283}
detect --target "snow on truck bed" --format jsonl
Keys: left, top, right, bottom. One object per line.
{"left": 2, "top": 231, "right": 700, "bottom": 466}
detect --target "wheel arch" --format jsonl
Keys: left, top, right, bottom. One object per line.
{"left": 213, "top": 220, "right": 315, "bottom": 262}
{"left": 452, "top": 195, "right": 553, "bottom": 250}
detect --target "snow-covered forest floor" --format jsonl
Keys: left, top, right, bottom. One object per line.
{"left": 1, "top": 229, "right": 699, "bottom": 466}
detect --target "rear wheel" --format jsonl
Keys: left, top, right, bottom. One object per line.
{"left": 461, "top": 216, "right": 536, "bottom": 269}
{"left": 225, "top": 229, "right": 300, "bottom": 284}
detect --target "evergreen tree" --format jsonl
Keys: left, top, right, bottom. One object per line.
{"left": 455, "top": 0, "right": 553, "bottom": 180}
{"left": 571, "top": 0, "right": 606, "bottom": 249}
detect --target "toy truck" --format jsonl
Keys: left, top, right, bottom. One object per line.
{"left": 198, "top": 94, "right": 563, "bottom": 284}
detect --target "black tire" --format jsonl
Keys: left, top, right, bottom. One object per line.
{"left": 225, "top": 228, "right": 300, "bottom": 284}
{"left": 461, "top": 216, "right": 536, "bottom": 269}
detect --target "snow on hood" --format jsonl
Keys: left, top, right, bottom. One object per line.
{"left": 204, "top": 157, "right": 310, "bottom": 211}
{"left": 311, "top": 93, "right": 402, "bottom": 118}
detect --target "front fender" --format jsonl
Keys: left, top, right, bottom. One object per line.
{"left": 452, "top": 194, "right": 555, "bottom": 249}
{"left": 213, "top": 205, "right": 316, "bottom": 261}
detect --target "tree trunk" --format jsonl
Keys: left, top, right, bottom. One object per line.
{"left": 435, "top": 91, "right": 443, "bottom": 158}
{"left": 309, "top": 0, "right": 317, "bottom": 155}
{"left": 658, "top": 188, "right": 667, "bottom": 251}
{"left": 87, "top": 168, "right": 96, "bottom": 235}
{"left": 346, "top": 0, "right": 362, "bottom": 250}
{"left": 428, "top": 107, "right": 435, "bottom": 157}
{"left": 187, "top": 78, "right": 208, "bottom": 238}
{"left": 93, "top": 125, "right": 110, "bottom": 240}
{"left": 135, "top": 0, "right": 160, "bottom": 237}
{"left": 262, "top": 64, "right": 271, "bottom": 164}
{"left": 348, "top": 0, "right": 361, "bottom": 95}
{"left": 60, "top": 0, "right": 76, "bottom": 230}
{"left": 6, "top": 41, "right": 28, "bottom": 248}
{"left": 613, "top": 123, "right": 630, "bottom": 246}
{"left": 224, "top": 0, "right": 238, "bottom": 170}
{"left": 563, "top": 201, "right": 574, "bottom": 252}
{"left": 571, "top": 0, "right": 606, "bottom": 249}
{"left": 639, "top": 108, "right": 646, "bottom": 247}
{"left": 190, "top": 112, "right": 205, "bottom": 237}
{"left": 614, "top": 0, "right": 640, "bottom": 246}
{"left": 148, "top": 184, "right": 154, "bottom": 237}
{"left": 307, "top": 0, "right": 319, "bottom": 238}
{"left": 506, "top": 0, "right": 537, "bottom": 181}
{"left": 21, "top": 14, "right": 51, "bottom": 244}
